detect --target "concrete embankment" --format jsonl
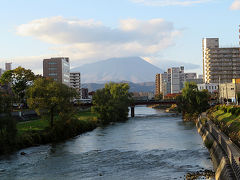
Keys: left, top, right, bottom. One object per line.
{"left": 196, "top": 114, "right": 240, "bottom": 180}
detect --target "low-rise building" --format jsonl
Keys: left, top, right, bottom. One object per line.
{"left": 197, "top": 83, "right": 218, "bottom": 93}
{"left": 219, "top": 79, "right": 240, "bottom": 103}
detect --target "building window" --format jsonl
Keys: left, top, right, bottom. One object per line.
{"left": 48, "top": 62, "right": 57, "bottom": 65}
{"left": 49, "top": 73, "right": 57, "bottom": 76}
{"left": 231, "top": 88, "right": 234, "bottom": 90}
{"left": 49, "top": 67, "right": 57, "bottom": 70}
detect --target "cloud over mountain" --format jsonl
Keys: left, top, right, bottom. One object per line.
{"left": 130, "top": 0, "right": 213, "bottom": 7}
{"left": 230, "top": 0, "right": 240, "bottom": 10}
{"left": 16, "top": 17, "right": 181, "bottom": 67}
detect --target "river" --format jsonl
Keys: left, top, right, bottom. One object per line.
{"left": 0, "top": 106, "right": 213, "bottom": 180}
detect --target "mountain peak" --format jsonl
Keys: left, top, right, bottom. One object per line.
{"left": 71, "top": 57, "right": 163, "bottom": 83}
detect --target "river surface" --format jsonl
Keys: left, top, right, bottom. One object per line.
{"left": 0, "top": 106, "right": 213, "bottom": 180}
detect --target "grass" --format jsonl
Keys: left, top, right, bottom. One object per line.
{"left": 16, "top": 110, "right": 97, "bottom": 134}
{"left": 210, "top": 107, "right": 240, "bottom": 145}
{"left": 211, "top": 109, "right": 240, "bottom": 131}
{"left": 75, "top": 110, "right": 97, "bottom": 121}
{"left": 17, "top": 118, "right": 48, "bottom": 134}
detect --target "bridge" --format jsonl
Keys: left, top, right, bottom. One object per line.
{"left": 130, "top": 99, "right": 176, "bottom": 117}
{"left": 77, "top": 99, "right": 177, "bottom": 117}
{"left": 132, "top": 99, "right": 176, "bottom": 106}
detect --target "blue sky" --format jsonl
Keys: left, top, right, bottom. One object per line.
{"left": 0, "top": 0, "right": 240, "bottom": 75}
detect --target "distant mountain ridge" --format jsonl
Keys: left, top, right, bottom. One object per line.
{"left": 71, "top": 57, "right": 163, "bottom": 83}
{"left": 82, "top": 81, "right": 155, "bottom": 92}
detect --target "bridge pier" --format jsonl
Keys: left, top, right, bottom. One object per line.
{"left": 130, "top": 106, "right": 135, "bottom": 117}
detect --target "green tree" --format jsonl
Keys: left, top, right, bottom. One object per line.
{"left": 0, "top": 67, "right": 37, "bottom": 103}
{"left": 0, "top": 89, "right": 17, "bottom": 143}
{"left": 177, "top": 82, "right": 210, "bottom": 116}
{"left": 155, "top": 93, "right": 163, "bottom": 100}
{"left": 92, "top": 83, "right": 132, "bottom": 124}
{"left": 26, "top": 78, "right": 77, "bottom": 128}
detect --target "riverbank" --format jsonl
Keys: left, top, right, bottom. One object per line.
{"left": 197, "top": 111, "right": 240, "bottom": 180}
{"left": 207, "top": 105, "right": 240, "bottom": 147}
{"left": 0, "top": 110, "right": 98, "bottom": 155}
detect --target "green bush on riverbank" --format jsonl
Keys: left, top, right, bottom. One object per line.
{"left": 208, "top": 105, "right": 240, "bottom": 146}
{"left": 176, "top": 82, "right": 210, "bottom": 121}
{"left": 0, "top": 110, "right": 98, "bottom": 154}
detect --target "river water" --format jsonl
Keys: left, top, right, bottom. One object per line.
{"left": 0, "top": 106, "right": 213, "bottom": 180}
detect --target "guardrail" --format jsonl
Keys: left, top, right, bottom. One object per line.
{"left": 201, "top": 116, "right": 240, "bottom": 179}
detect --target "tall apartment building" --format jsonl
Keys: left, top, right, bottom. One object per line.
{"left": 81, "top": 88, "right": 89, "bottom": 99}
{"left": 203, "top": 38, "right": 240, "bottom": 83}
{"left": 70, "top": 72, "right": 81, "bottom": 97}
{"left": 168, "top": 67, "right": 181, "bottom": 94}
{"left": 155, "top": 66, "right": 196, "bottom": 96}
{"left": 5, "top": 63, "right": 12, "bottom": 71}
{"left": 155, "top": 72, "right": 169, "bottom": 96}
{"left": 0, "top": 68, "right": 3, "bottom": 77}
{"left": 0, "top": 63, "right": 13, "bottom": 78}
{"left": 43, "top": 57, "right": 70, "bottom": 86}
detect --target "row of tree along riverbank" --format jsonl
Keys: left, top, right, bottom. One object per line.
{"left": 0, "top": 67, "right": 132, "bottom": 154}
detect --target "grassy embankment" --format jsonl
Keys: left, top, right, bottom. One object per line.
{"left": 17, "top": 110, "right": 97, "bottom": 134}
{"left": 207, "top": 105, "right": 240, "bottom": 146}
{"left": 1, "top": 110, "right": 98, "bottom": 154}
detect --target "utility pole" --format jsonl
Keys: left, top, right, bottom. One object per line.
{"left": 218, "top": 76, "right": 221, "bottom": 104}
{"left": 226, "top": 83, "right": 229, "bottom": 105}
{"left": 235, "top": 78, "right": 238, "bottom": 105}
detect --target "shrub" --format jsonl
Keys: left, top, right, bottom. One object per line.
{"left": 204, "top": 139, "right": 213, "bottom": 149}
{"left": 235, "top": 108, "right": 240, "bottom": 116}
{"left": 226, "top": 106, "right": 232, "bottom": 113}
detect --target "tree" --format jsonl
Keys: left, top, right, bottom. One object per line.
{"left": 0, "top": 89, "right": 17, "bottom": 142}
{"left": 155, "top": 93, "right": 163, "bottom": 100}
{"left": 92, "top": 83, "right": 132, "bottom": 124}
{"left": 176, "top": 82, "right": 210, "bottom": 116}
{"left": 0, "top": 67, "right": 37, "bottom": 103}
{"left": 26, "top": 78, "right": 77, "bottom": 128}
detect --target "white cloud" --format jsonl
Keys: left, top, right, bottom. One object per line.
{"left": 130, "top": 0, "right": 212, "bottom": 6}
{"left": 16, "top": 16, "right": 181, "bottom": 71}
{"left": 230, "top": 0, "right": 240, "bottom": 10}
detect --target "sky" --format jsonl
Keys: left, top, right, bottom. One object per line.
{"left": 0, "top": 0, "right": 240, "bottom": 75}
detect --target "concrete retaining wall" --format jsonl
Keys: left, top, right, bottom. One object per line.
{"left": 196, "top": 116, "right": 238, "bottom": 180}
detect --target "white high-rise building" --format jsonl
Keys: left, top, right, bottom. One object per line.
{"left": 168, "top": 67, "right": 180, "bottom": 94}
{"left": 155, "top": 66, "right": 197, "bottom": 95}
{"left": 70, "top": 72, "right": 81, "bottom": 97}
